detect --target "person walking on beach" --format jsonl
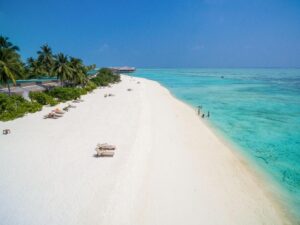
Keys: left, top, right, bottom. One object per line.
{"left": 197, "top": 106, "right": 201, "bottom": 115}
{"left": 202, "top": 114, "right": 205, "bottom": 118}
{"left": 197, "top": 105, "right": 202, "bottom": 115}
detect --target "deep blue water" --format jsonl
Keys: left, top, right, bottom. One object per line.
{"left": 132, "top": 68, "right": 300, "bottom": 221}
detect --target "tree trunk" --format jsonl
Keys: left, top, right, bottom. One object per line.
{"left": 7, "top": 82, "right": 11, "bottom": 96}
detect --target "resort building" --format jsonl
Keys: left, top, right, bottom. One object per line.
{"left": 0, "top": 70, "right": 99, "bottom": 99}
{"left": 109, "top": 66, "right": 136, "bottom": 73}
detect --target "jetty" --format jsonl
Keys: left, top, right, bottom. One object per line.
{"left": 109, "top": 66, "right": 136, "bottom": 73}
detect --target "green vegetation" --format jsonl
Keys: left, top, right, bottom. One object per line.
{"left": 84, "top": 81, "right": 97, "bottom": 92}
{"left": 47, "top": 87, "right": 82, "bottom": 101}
{"left": 29, "top": 92, "right": 58, "bottom": 106}
{"left": 0, "top": 35, "right": 121, "bottom": 121}
{"left": 91, "top": 68, "right": 120, "bottom": 86}
{"left": 0, "top": 37, "right": 24, "bottom": 95}
{"left": 25, "top": 45, "right": 95, "bottom": 85}
{"left": 0, "top": 93, "right": 42, "bottom": 121}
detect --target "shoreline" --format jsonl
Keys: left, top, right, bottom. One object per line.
{"left": 0, "top": 75, "right": 295, "bottom": 224}
{"left": 140, "top": 76, "right": 297, "bottom": 223}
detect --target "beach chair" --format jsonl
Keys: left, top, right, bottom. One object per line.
{"left": 95, "top": 143, "right": 116, "bottom": 157}
{"left": 53, "top": 113, "right": 63, "bottom": 117}
{"left": 95, "top": 149, "right": 115, "bottom": 157}
{"left": 73, "top": 99, "right": 83, "bottom": 103}
{"left": 44, "top": 113, "right": 59, "bottom": 119}
{"left": 3, "top": 129, "right": 11, "bottom": 135}
{"left": 52, "top": 108, "right": 65, "bottom": 114}
{"left": 97, "top": 143, "right": 116, "bottom": 150}
{"left": 68, "top": 104, "right": 76, "bottom": 108}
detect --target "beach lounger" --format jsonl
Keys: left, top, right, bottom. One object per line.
{"left": 127, "top": 88, "right": 132, "bottom": 91}
{"left": 3, "top": 129, "right": 11, "bottom": 135}
{"left": 73, "top": 99, "right": 84, "bottom": 103}
{"left": 97, "top": 143, "right": 116, "bottom": 150}
{"left": 53, "top": 113, "right": 63, "bottom": 117}
{"left": 95, "top": 143, "right": 116, "bottom": 157}
{"left": 95, "top": 149, "right": 115, "bottom": 157}
{"left": 52, "top": 109, "right": 65, "bottom": 114}
{"left": 44, "top": 113, "right": 59, "bottom": 119}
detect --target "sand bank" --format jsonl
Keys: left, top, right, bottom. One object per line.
{"left": 0, "top": 75, "right": 292, "bottom": 225}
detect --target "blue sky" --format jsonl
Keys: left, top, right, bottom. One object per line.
{"left": 1, "top": 0, "right": 300, "bottom": 67}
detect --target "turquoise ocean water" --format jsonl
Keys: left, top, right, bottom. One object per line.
{"left": 132, "top": 68, "right": 300, "bottom": 221}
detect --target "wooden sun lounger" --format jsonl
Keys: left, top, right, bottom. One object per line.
{"left": 73, "top": 99, "right": 83, "bottom": 103}
{"left": 44, "top": 113, "right": 59, "bottom": 119}
{"left": 53, "top": 113, "right": 63, "bottom": 117}
{"left": 63, "top": 104, "right": 76, "bottom": 111}
{"left": 95, "top": 143, "right": 116, "bottom": 157}
{"left": 3, "top": 129, "right": 11, "bottom": 135}
{"left": 52, "top": 109, "right": 64, "bottom": 114}
{"left": 97, "top": 143, "right": 116, "bottom": 150}
{"left": 95, "top": 149, "right": 115, "bottom": 157}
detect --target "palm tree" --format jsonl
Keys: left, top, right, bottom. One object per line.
{"left": 25, "top": 57, "right": 44, "bottom": 78}
{"left": 37, "top": 44, "right": 54, "bottom": 76}
{"left": 52, "top": 53, "right": 73, "bottom": 85}
{"left": 86, "top": 64, "right": 96, "bottom": 71}
{"left": 69, "top": 57, "right": 88, "bottom": 86}
{"left": 0, "top": 36, "right": 19, "bottom": 51}
{"left": 27, "top": 57, "right": 35, "bottom": 65}
{"left": 0, "top": 48, "right": 23, "bottom": 95}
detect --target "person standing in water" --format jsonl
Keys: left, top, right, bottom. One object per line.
{"left": 207, "top": 111, "right": 210, "bottom": 118}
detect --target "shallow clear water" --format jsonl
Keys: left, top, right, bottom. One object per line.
{"left": 133, "top": 68, "right": 300, "bottom": 220}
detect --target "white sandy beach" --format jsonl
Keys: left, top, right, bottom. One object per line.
{"left": 0, "top": 75, "right": 292, "bottom": 225}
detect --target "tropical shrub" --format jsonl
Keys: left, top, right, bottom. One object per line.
{"left": 90, "top": 68, "right": 120, "bottom": 87}
{"left": 90, "top": 76, "right": 109, "bottom": 86}
{"left": 29, "top": 91, "right": 58, "bottom": 106}
{"left": 24, "top": 101, "right": 43, "bottom": 113}
{"left": 47, "top": 87, "right": 81, "bottom": 101}
{"left": 84, "top": 81, "right": 97, "bottom": 92}
{"left": 78, "top": 88, "right": 88, "bottom": 95}
{"left": 0, "top": 93, "right": 42, "bottom": 121}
